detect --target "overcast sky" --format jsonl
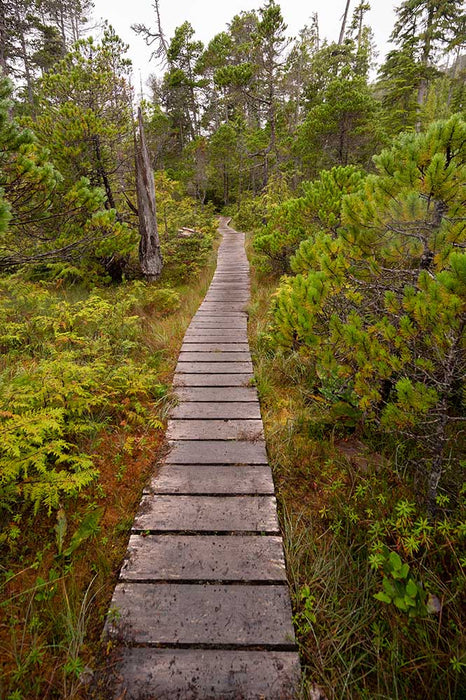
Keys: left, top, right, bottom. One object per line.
{"left": 91, "top": 0, "right": 398, "bottom": 91}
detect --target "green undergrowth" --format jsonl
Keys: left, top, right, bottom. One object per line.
{"left": 246, "top": 250, "right": 465, "bottom": 700}
{"left": 0, "top": 237, "right": 218, "bottom": 698}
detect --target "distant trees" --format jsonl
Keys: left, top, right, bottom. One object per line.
{"left": 0, "top": 0, "right": 92, "bottom": 107}
{"left": 378, "top": 0, "right": 466, "bottom": 134}
{"left": 134, "top": 0, "right": 465, "bottom": 202}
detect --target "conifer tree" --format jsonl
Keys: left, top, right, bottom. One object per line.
{"left": 32, "top": 26, "right": 133, "bottom": 216}
{"left": 271, "top": 115, "right": 465, "bottom": 510}
{"left": 162, "top": 22, "right": 204, "bottom": 149}
{"left": 378, "top": 0, "right": 466, "bottom": 133}
{"left": 254, "top": 165, "right": 365, "bottom": 273}
{"left": 0, "top": 77, "right": 127, "bottom": 270}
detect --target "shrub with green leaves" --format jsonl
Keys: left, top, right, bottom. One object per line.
{"left": 372, "top": 547, "right": 427, "bottom": 617}
{"left": 269, "top": 116, "right": 465, "bottom": 509}
{"left": 251, "top": 166, "right": 365, "bottom": 275}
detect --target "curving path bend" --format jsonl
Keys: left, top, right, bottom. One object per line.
{"left": 104, "top": 218, "right": 300, "bottom": 699}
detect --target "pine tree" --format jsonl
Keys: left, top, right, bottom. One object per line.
{"left": 254, "top": 165, "right": 365, "bottom": 274}
{"left": 297, "top": 64, "right": 381, "bottom": 175}
{"left": 378, "top": 0, "right": 466, "bottom": 133}
{"left": 271, "top": 115, "right": 466, "bottom": 510}
{"left": 162, "top": 22, "right": 204, "bottom": 149}
{"left": 32, "top": 26, "right": 133, "bottom": 215}
{"left": 0, "top": 77, "right": 127, "bottom": 272}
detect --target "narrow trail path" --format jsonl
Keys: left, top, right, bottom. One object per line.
{"left": 104, "top": 218, "right": 300, "bottom": 698}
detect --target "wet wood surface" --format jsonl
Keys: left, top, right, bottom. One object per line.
{"left": 103, "top": 218, "right": 299, "bottom": 698}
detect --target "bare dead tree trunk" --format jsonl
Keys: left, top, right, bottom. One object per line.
{"left": 0, "top": 1, "right": 8, "bottom": 76}
{"left": 131, "top": 0, "right": 169, "bottom": 66}
{"left": 135, "top": 107, "right": 163, "bottom": 281}
{"left": 338, "top": 0, "right": 352, "bottom": 44}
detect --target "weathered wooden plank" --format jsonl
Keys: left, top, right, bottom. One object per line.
{"left": 180, "top": 343, "right": 250, "bottom": 353}
{"left": 167, "top": 419, "right": 264, "bottom": 441}
{"left": 173, "top": 374, "right": 253, "bottom": 387}
{"left": 211, "top": 277, "right": 248, "bottom": 282}
{"left": 108, "top": 648, "right": 299, "bottom": 700}
{"left": 199, "top": 306, "right": 248, "bottom": 314}
{"left": 166, "top": 440, "right": 268, "bottom": 464}
{"left": 188, "top": 320, "right": 247, "bottom": 327}
{"left": 192, "top": 313, "right": 247, "bottom": 320}
{"left": 208, "top": 284, "right": 250, "bottom": 288}
{"left": 106, "top": 583, "right": 295, "bottom": 646}
{"left": 133, "top": 495, "right": 278, "bottom": 532}
{"left": 206, "top": 291, "right": 248, "bottom": 295}
{"left": 175, "top": 362, "right": 253, "bottom": 374}
{"left": 203, "top": 296, "right": 249, "bottom": 302}
{"left": 200, "top": 285, "right": 248, "bottom": 290}
{"left": 183, "top": 329, "right": 248, "bottom": 339}
{"left": 144, "top": 464, "right": 274, "bottom": 495}
{"left": 178, "top": 352, "right": 251, "bottom": 362}
{"left": 175, "top": 386, "right": 259, "bottom": 402}
{"left": 188, "top": 320, "right": 248, "bottom": 328}
{"left": 120, "top": 534, "right": 286, "bottom": 581}
{"left": 183, "top": 335, "right": 249, "bottom": 345}
{"left": 201, "top": 300, "right": 247, "bottom": 306}
{"left": 171, "top": 402, "right": 260, "bottom": 419}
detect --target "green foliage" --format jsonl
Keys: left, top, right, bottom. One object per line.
{"left": 297, "top": 75, "right": 382, "bottom": 175}
{"left": 232, "top": 172, "right": 292, "bottom": 238}
{"left": 268, "top": 116, "right": 465, "bottom": 506}
{"left": 250, "top": 326, "right": 465, "bottom": 699}
{"left": 0, "top": 278, "right": 176, "bottom": 520}
{"left": 292, "top": 583, "right": 317, "bottom": 635}
{"left": 153, "top": 171, "right": 217, "bottom": 282}
{"left": 253, "top": 166, "right": 365, "bottom": 274}
{"left": 372, "top": 547, "right": 427, "bottom": 617}
{"left": 377, "top": 0, "right": 466, "bottom": 134}
{"left": 32, "top": 27, "right": 133, "bottom": 196}
{"left": 0, "top": 76, "right": 131, "bottom": 276}
{"left": 61, "top": 507, "right": 104, "bottom": 558}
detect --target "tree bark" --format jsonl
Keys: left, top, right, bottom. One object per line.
{"left": 338, "top": 0, "right": 352, "bottom": 44}
{"left": 135, "top": 107, "right": 163, "bottom": 281}
{"left": 416, "top": 3, "right": 435, "bottom": 132}
{"left": 0, "top": 1, "right": 8, "bottom": 76}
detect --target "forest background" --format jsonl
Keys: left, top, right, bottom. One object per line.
{"left": 0, "top": 0, "right": 465, "bottom": 697}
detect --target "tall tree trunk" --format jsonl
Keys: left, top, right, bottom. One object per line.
{"left": 92, "top": 134, "right": 116, "bottom": 210}
{"left": 16, "top": 8, "right": 35, "bottom": 109}
{"left": 0, "top": 1, "right": 7, "bottom": 76}
{"left": 416, "top": 3, "right": 435, "bottom": 131}
{"left": 338, "top": 0, "right": 352, "bottom": 44}
{"left": 447, "top": 47, "right": 461, "bottom": 107}
{"left": 135, "top": 107, "right": 163, "bottom": 281}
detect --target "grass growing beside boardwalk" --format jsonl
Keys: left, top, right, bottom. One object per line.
{"left": 246, "top": 255, "right": 465, "bottom": 700}
{"left": 0, "top": 242, "right": 218, "bottom": 699}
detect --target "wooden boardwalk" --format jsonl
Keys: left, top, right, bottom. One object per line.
{"left": 104, "top": 219, "right": 300, "bottom": 698}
